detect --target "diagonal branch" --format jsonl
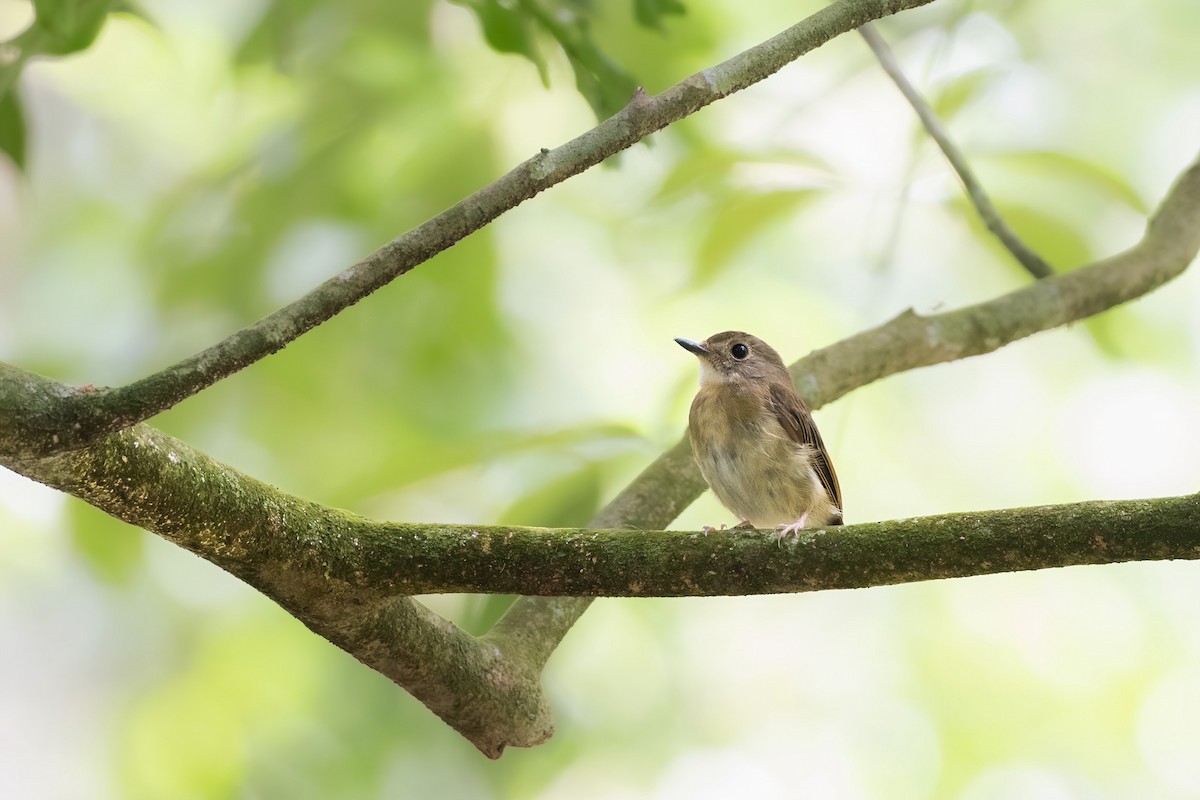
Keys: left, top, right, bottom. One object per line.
{"left": 4, "top": 422, "right": 556, "bottom": 759}
{"left": 858, "top": 22, "right": 1055, "bottom": 279}
{"left": 1, "top": 0, "right": 940, "bottom": 459}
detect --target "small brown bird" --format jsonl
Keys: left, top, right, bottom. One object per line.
{"left": 676, "top": 331, "right": 843, "bottom": 535}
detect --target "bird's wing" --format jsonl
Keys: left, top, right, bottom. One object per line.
{"left": 768, "top": 382, "right": 843, "bottom": 517}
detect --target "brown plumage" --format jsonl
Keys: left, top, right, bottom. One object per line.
{"left": 676, "top": 331, "right": 842, "bottom": 535}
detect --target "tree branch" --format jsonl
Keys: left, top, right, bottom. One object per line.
{"left": 326, "top": 492, "right": 1199, "bottom": 596}
{"left": 858, "top": 22, "right": 1055, "bottom": 278}
{"left": 485, "top": 145, "right": 1200, "bottom": 675}
{"left": 4, "top": 422, "right": 554, "bottom": 759}
{"left": 23, "top": 428, "right": 1193, "bottom": 596}
{"left": 0, "top": 0, "right": 939, "bottom": 459}
{"left": 5, "top": 148, "right": 1198, "bottom": 756}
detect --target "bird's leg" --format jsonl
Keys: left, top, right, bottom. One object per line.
{"left": 775, "top": 512, "right": 810, "bottom": 539}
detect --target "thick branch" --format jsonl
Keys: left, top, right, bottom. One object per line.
{"left": 4, "top": 423, "right": 552, "bottom": 759}
{"left": 17, "top": 430, "right": 1192, "bottom": 597}
{"left": 0, "top": 0, "right": 938, "bottom": 459}
{"left": 335, "top": 493, "right": 1200, "bottom": 596}
{"left": 858, "top": 22, "right": 1054, "bottom": 278}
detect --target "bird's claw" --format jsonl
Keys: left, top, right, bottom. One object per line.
{"left": 775, "top": 513, "right": 810, "bottom": 539}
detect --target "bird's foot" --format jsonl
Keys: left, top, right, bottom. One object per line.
{"left": 701, "top": 524, "right": 728, "bottom": 536}
{"left": 775, "top": 513, "right": 810, "bottom": 539}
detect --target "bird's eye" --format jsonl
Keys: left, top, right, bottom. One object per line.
{"left": 730, "top": 343, "right": 749, "bottom": 360}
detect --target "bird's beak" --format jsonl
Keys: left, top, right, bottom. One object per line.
{"left": 675, "top": 337, "right": 710, "bottom": 356}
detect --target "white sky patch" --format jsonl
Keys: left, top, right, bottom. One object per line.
{"left": 1057, "top": 370, "right": 1200, "bottom": 498}
{"left": 0, "top": 466, "right": 65, "bottom": 528}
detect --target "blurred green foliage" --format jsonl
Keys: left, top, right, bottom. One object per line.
{"left": 0, "top": 0, "right": 119, "bottom": 164}
{"left": 0, "top": 86, "right": 25, "bottom": 167}
{"left": 2, "top": 0, "right": 1200, "bottom": 797}
{"left": 25, "top": 0, "right": 110, "bottom": 55}
{"left": 447, "top": 0, "right": 687, "bottom": 120}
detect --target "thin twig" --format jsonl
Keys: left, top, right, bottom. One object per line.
{"left": 859, "top": 22, "right": 1054, "bottom": 279}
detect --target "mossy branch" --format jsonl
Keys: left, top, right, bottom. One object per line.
{"left": 17, "top": 429, "right": 1200, "bottom": 598}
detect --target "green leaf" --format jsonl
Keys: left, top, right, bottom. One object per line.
{"left": 559, "top": 37, "right": 638, "bottom": 120}
{"left": 930, "top": 68, "right": 998, "bottom": 121}
{"left": 234, "top": 0, "right": 318, "bottom": 66}
{"left": 0, "top": 87, "right": 26, "bottom": 169}
{"left": 459, "top": 595, "right": 518, "bottom": 636}
{"left": 633, "top": 0, "right": 685, "bottom": 30}
{"left": 995, "top": 203, "right": 1092, "bottom": 271}
{"left": 515, "top": 0, "right": 638, "bottom": 120}
{"left": 952, "top": 197, "right": 1091, "bottom": 273}
{"left": 655, "top": 150, "right": 832, "bottom": 204}
{"left": 450, "top": 0, "right": 640, "bottom": 120}
{"left": 982, "top": 150, "right": 1149, "bottom": 213}
{"left": 654, "top": 149, "right": 741, "bottom": 203}
{"left": 694, "top": 190, "right": 817, "bottom": 285}
{"left": 459, "top": 0, "right": 550, "bottom": 85}
{"left": 26, "top": 0, "right": 111, "bottom": 56}
{"left": 67, "top": 501, "right": 144, "bottom": 586}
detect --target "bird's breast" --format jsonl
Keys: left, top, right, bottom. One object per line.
{"left": 688, "top": 385, "right": 824, "bottom": 526}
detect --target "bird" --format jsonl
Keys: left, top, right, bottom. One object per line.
{"left": 676, "top": 331, "right": 842, "bottom": 536}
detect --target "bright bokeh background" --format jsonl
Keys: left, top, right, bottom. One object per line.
{"left": 2, "top": 0, "right": 1200, "bottom": 797}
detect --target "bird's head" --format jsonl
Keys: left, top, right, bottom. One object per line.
{"left": 675, "top": 331, "right": 791, "bottom": 387}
